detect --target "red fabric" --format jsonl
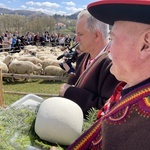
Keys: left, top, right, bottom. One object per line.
{"left": 97, "top": 82, "right": 126, "bottom": 119}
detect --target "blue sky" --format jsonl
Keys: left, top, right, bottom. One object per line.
{"left": 0, "top": 0, "right": 95, "bottom": 15}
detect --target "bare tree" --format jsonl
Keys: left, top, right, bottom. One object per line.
{"left": 0, "top": 13, "right": 75, "bottom": 36}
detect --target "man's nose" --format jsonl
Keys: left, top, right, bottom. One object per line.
{"left": 75, "top": 36, "right": 79, "bottom": 43}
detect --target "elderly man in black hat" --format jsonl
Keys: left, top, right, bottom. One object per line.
{"left": 67, "top": 0, "right": 150, "bottom": 150}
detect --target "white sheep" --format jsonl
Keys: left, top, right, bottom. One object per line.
{"left": 42, "top": 58, "right": 61, "bottom": 70}
{"left": 0, "top": 55, "right": 6, "bottom": 62}
{"left": 3, "top": 55, "right": 13, "bottom": 66}
{"left": 37, "top": 54, "right": 57, "bottom": 61}
{"left": 9, "top": 60, "right": 43, "bottom": 75}
{"left": 0, "top": 52, "right": 8, "bottom": 57}
{"left": 44, "top": 65, "right": 66, "bottom": 76}
{"left": 0, "top": 61, "right": 9, "bottom": 73}
{"left": 17, "top": 56, "right": 42, "bottom": 65}
{"left": 0, "top": 52, "right": 8, "bottom": 61}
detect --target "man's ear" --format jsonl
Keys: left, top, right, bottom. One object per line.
{"left": 140, "top": 30, "right": 150, "bottom": 59}
{"left": 95, "top": 30, "right": 102, "bottom": 38}
{"left": 94, "top": 30, "right": 102, "bottom": 41}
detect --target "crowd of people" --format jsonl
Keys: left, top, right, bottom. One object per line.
{"left": 0, "top": 30, "right": 75, "bottom": 52}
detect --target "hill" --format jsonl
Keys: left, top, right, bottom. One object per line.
{"left": 0, "top": 7, "right": 80, "bottom": 19}
{"left": 67, "top": 11, "right": 80, "bottom": 19}
{"left": 0, "top": 7, "right": 46, "bottom": 16}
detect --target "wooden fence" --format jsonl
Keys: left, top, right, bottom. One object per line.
{"left": 0, "top": 69, "right": 5, "bottom": 107}
{"left": 0, "top": 72, "right": 68, "bottom": 107}
{"left": 2, "top": 73, "right": 68, "bottom": 81}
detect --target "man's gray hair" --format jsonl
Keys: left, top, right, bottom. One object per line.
{"left": 77, "top": 9, "right": 109, "bottom": 39}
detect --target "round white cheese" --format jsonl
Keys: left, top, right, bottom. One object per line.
{"left": 35, "top": 97, "right": 83, "bottom": 145}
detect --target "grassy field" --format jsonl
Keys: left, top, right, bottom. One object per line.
{"left": 2, "top": 79, "right": 65, "bottom": 106}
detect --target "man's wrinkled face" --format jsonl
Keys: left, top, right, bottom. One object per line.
{"left": 108, "top": 21, "right": 141, "bottom": 82}
{"left": 75, "top": 17, "right": 96, "bottom": 53}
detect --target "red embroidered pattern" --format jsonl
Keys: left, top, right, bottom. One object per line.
{"left": 103, "top": 85, "right": 150, "bottom": 120}
{"left": 67, "top": 119, "right": 102, "bottom": 150}
{"left": 136, "top": 96, "right": 150, "bottom": 118}
{"left": 67, "top": 83, "right": 150, "bottom": 150}
{"left": 108, "top": 106, "right": 130, "bottom": 123}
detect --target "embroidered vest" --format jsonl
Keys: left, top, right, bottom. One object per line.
{"left": 67, "top": 82, "right": 150, "bottom": 150}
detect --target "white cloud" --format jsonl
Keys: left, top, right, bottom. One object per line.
{"left": 21, "top": 5, "right": 27, "bottom": 9}
{"left": 0, "top": 3, "right": 7, "bottom": 8}
{"left": 26, "top": 1, "right": 60, "bottom": 8}
{"left": 0, "top": 1, "right": 83, "bottom": 16}
{"left": 65, "top": 6, "right": 84, "bottom": 13}
{"left": 26, "top": 6, "right": 66, "bottom": 15}
{"left": 62, "top": 1, "right": 76, "bottom": 6}
{"left": 25, "top": 1, "right": 78, "bottom": 15}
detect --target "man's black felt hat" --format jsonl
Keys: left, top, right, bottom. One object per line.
{"left": 87, "top": 0, "right": 150, "bottom": 25}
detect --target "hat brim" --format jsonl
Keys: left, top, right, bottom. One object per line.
{"left": 87, "top": 0, "right": 150, "bottom": 25}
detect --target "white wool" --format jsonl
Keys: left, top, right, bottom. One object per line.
{"left": 35, "top": 97, "right": 83, "bottom": 145}
{"left": 0, "top": 61, "right": 9, "bottom": 73}
{"left": 9, "top": 60, "right": 42, "bottom": 75}
{"left": 44, "top": 65, "right": 66, "bottom": 76}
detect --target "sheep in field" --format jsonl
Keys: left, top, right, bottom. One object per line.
{"left": 9, "top": 60, "right": 43, "bottom": 75}
{"left": 0, "top": 52, "right": 9, "bottom": 61}
{"left": 3, "top": 55, "right": 13, "bottom": 66}
{"left": 17, "top": 56, "right": 42, "bottom": 65}
{"left": 0, "top": 61, "right": 9, "bottom": 73}
{"left": 37, "top": 54, "right": 57, "bottom": 61}
{"left": 44, "top": 65, "right": 66, "bottom": 77}
{"left": 42, "top": 58, "right": 62, "bottom": 70}
{"left": 0, "top": 55, "right": 13, "bottom": 73}
{"left": 8, "top": 60, "right": 43, "bottom": 81}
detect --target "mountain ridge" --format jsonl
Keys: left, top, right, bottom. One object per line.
{"left": 0, "top": 7, "right": 79, "bottom": 19}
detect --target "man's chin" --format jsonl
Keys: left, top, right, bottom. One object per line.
{"left": 110, "top": 66, "right": 114, "bottom": 74}
{"left": 110, "top": 66, "right": 117, "bottom": 77}
{"left": 110, "top": 67, "right": 122, "bottom": 82}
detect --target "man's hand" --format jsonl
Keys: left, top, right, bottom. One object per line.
{"left": 62, "top": 62, "right": 70, "bottom": 72}
{"left": 59, "top": 83, "right": 72, "bottom": 96}
{"left": 62, "top": 62, "right": 75, "bottom": 74}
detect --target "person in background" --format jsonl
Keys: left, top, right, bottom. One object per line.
{"left": 11, "top": 34, "right": 17, "bottom": 49}
{"left": 2, "top": 32, "right": 12, "bottom": 51}
{"left": 50, "top": 34, "right": 55, "bottom": 47}
{"left": 59, "top": 34, "right": 65, "bottom": 46}
{"left": 0, "top": 33, "right": 4, "bottom": 50}
{"left": 45, "top": 31, "right": 50, "bottom": 46}
{"left": 65, "top": 34, "right": 72, "bottom": 47}
{"left": 67, "top": 0, "right": 150, "bottom": 149}
{"left": 34, "top": 32, "right": 40, "bottom": 46}
{"left": 59, "top": 9, "right": 119, "bottom": 118}
{"left": 4, "top": 31, "right": 9, "bottom": 37}
{"left": 40, "top": 33, "right": 46, "bottom": 46}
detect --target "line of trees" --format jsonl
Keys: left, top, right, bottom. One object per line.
{"left": 0, "top": 13, "right": 76, "bottom": 35}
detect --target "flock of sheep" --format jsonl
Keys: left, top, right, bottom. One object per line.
{"left": 0, "top": 45, "right": 71, "bottom": 81}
